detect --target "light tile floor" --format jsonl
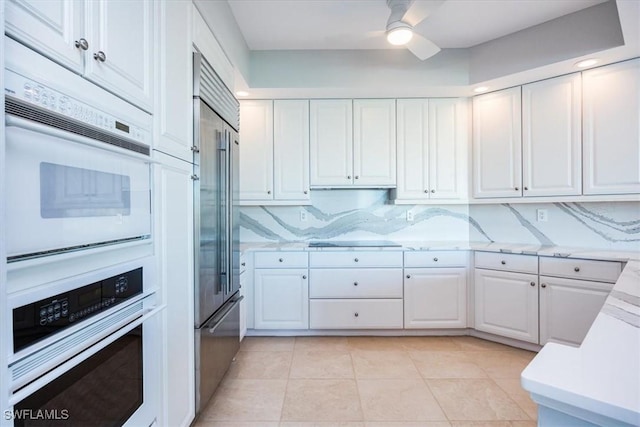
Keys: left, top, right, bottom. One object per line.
{"left": 195, "top": 336, "right": 538, "bottom": 427}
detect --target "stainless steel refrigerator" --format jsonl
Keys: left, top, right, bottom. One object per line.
{"left": 193, "top": 52, "right": 241, "bottom": 415}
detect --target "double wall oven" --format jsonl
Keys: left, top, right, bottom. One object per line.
{"left": 3, "top": 37, "right": 161, "bottom": 426}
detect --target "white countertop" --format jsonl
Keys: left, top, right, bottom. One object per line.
{"left": 521, "top": 260, "right": 640, "bottom": 426}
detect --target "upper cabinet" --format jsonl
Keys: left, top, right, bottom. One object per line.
{"left": 6, "top": 0, "right": 153, "bottom": 112}
{"left": 239, "top": 100, "right": 310, "bottom": 204}
{"left": 310, "top": 99, "right": 396, "bottom": 188}
{"left": 583, "top": 59, "right": 640, "bottom": 195}
{"left": 473, "top": 74, "right": 583, "bottom": 199}
{"left": 472, "top": 87, "right": 522, "bottom": 198}
{"left": 522, "top": 74, "right": 582, "bottom": 197}
{"left": 395, "top": 98, "right": 467, "bottom": 201}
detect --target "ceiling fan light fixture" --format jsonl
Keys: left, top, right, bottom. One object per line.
{"left": 386, "top": 22, "right": 413, "bottom": 45}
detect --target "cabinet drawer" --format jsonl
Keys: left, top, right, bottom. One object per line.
{"left": 474, "top": 252, "right": 538, "bottom": 274}
{"left": 309, "top": 251, "right": 403, "bottom": 268}
{"left": 310, "top": 299, "right": 403, "bottom": 329}
{"left": 309, "top": 268, "right": 402, "bottom": 298}
{"left": 254, "top": 252, "right": 308, "bottom": 268}
{"left": 404, "top": 251, "right": 468, "bottom": 268}
{"left": 539, "top": 257, "right": 622, "bottom": 283}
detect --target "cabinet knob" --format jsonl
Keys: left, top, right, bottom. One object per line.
{"left": 279, "top": 258, "right": 283, "bottom": 262}
{"left": 433, "top": 257, "right": 438, "bottom": 262}
{"left": 304, "top": 190, "right": 308, "bottom": 194}
{"left": 530, "top": 281, "right": 536, "bottom": 287}
{"left": 347, "top": 175, "right": 351, "bottom": 179}
{"left": 574, "top": 267, "right": 580, "bottom": 272}
{"left": 355, "top": 176, "right": 359, "bottom": 179}
{"left": 354, "top": 312, "right": 359, "bottom": 317}
{"left": 431, "top": 189, "right": 435, "bottom": 193}
{"left": 241, "top": 262, "right": 246, "bottom": 267}
{"left": 353, "top": 282, "right": 358, "bottom": 286}
{"left": 191, "top": 174, "right": 200, "bottom": 181}
{"left": 354, "top": 258, "right": 359, "bottom": 262}
{"left": 93, "top": 50, "right": 107, "bottom": 62}
{"left": 406, "top": 274, "right": 411, "bottom": 279}
{"left": 267, "top": 190, "right": 271, "bottom": 194}
{"left": 302, "top": 275, "right": 307, "bottom": 279}
{"left": 424, "top": 189, "right": 429, "bottom": 193}
{"left": 515, "top": 187, "right": 519, "bottom": 191}
{"left": 524, "top": 187, "right": 528, "bottom": 191}
{"left": 541, "top": 283, "right": 547, "bottom": 288}
{"left": 74, "top": 38, "right": 89, "bottom": 50}
{"left": 501, "top": 260, "right": 506, "bottom": 265}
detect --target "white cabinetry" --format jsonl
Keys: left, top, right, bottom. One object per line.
{"left": 395, "top": 99, "right": 467, "bottom": 201}
{"left": 472, "top": 87, "right": 522, "bottom": 198}
{"left": 474, "top": 252, "right": 539, "bottom": 343}
{"left": 253, "top": 252, "right": 309, "bottom": 329}
{"left": 153, "top": 0, "right": 192, "bottom": 162}
{"left": 404, "top": 251, "right": 468, "bottom": 328}
{"left": 6, "top": 0, "right": 153, "bottom": 111}
{"left": 583, "top": 59, "right": 640, "bottom": 195}
{"left": 239, "top": 100, "right": 310, "bottom": 204}
{"left": 522, "top": 74, "right": 582, "bottom": 196}
{"left": 308, "top": 251, "right": 403, "bottom": 329}
{"left": 538, "top": 257, "right": 620, "bottom": 346}
{"left": 310, "top": 99, "right": 396, "bottom": 188}
{"left": 154, "top": 152, "right": 194, "bottom": 427}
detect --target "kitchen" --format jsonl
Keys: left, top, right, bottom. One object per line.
{"left": 0, "top": 0, "right": 639, "bottom": 426}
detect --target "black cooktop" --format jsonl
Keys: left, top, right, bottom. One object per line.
{"left": 308, "top": 240, "right": 402, "bottom": 248}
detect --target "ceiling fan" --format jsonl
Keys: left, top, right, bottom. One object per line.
{"left": 385, "top": 0, "right": 444, "bottom": 60}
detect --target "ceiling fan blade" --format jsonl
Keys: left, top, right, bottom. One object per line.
{"left": 406, "top": 33, "right": 441, "bottom": 60}
{"left": 402, "top": 0, "right": 445, "bottom": 27}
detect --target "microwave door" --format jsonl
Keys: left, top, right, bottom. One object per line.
{"left": 195, "top": 101, "right": 225, "bottom": 327}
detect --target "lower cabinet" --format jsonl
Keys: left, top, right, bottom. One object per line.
{"left": 539, "top": 276, "right": 613, "bottom": 346}
{"left": 404, "top": 268, "right": 467, "bottom": 328}
{"left": 310, "top": 299, "right": 403, "bottom": 329}
{"left": 474, "top": 268, "right": 539, "bottom": 343}
{"left": 254, "top": 268, "right": 309, "bottom": 329}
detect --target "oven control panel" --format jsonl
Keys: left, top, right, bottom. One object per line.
{"left": 12, "top": 268, "right": 143, "bottom": 353}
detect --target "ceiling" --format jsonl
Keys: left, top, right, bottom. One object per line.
{"left": 228, "top": 0, "right": 608, "bottom": 51}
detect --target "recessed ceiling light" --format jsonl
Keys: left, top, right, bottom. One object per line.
{"left": 474, "top": 86, "right": 489, "bottom": 93}
{"left": 386, "top": 24, "right": 413, "bottom": 46}
{"left": 575, "top": 59, "right": 598, "bottom": 68}
{"left": 236, "top": 91, "right": 249, "bottom": 97}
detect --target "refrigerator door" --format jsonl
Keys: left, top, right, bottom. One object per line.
{"left": 194, "top": 100, "right": 226, "bottom": 327}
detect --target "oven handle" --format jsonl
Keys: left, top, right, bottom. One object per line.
{"left": 8, "top": 304, "right": 165, "bottom": 405}
{"left": 5, "top": 114, "right": 151, "bottom": 162}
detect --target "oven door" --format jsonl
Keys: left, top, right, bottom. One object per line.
{"left": 8, "top": 305, "right": 162, "bottom": 427}
{"left": 5, "top": 116, "right": 151, "bottom": 261}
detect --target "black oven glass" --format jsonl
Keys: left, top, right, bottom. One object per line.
{"left": 14, "top": 325, "right": 143, "bottom": 427}
{"left": 40, "top": 162, "right": 131, "bottom": 218}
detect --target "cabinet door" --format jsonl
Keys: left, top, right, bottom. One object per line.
{"left": 583, "top": 59, "right": 640, "bottom": 195}
{"left": 522, "top": 74, "right": 582, "bottom": 197}
{"left": 274, "top": 100, "right": 310, "bottom": 201}
{"left": 474, "top": 269, "right": 538, "bottom": 343}
{"left": 254, "top": 269, "right": 309, "bottom": 329}
{"left": 353, "top": 99, "right": 396, "bottom": 186}
{"left": 154, "top": 153, "right": 195, "bottom": 427}
{"left": 154, "top": 0, "right": 192, "bottom": 162}
{"left": 539, "top": 276, "right": 612, "bottom": 346}
{"left": 310, "top": 100, "right": 353, "bottom": 186}
{"left": 396, "top": 99, "right": 430, "bottom": 199}
{"left": 5, "top": 0, "right": 84, "bottom": 73}
{"left": 429, "top": 99, "right": 467, "bottom": 199}
{"left": 404, "top": 268, "right": 467, "bottom": 329}
{"left": 239, "top": 100, "right": 274, "bottom": 200}
{"left": 85, "top": 0, "right": 153, "bottom": 111}
{"left": 472, "top": 87, "right": 522, "bottom": 198}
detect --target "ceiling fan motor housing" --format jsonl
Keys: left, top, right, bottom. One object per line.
{"left": 386, "top": 0, "right": 413, "bottom": 29}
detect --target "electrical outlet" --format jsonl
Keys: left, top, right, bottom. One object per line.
{"left": 537, "top": 209, "right": 548, "bottom": 222}
{"left": 406, "top": 210, "right": 414, "bottom": 222}
{"left": 300, "top": 208, "right": 308, "bottom": 222}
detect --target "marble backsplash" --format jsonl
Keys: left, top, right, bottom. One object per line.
{"left": 240, "top": 190, "right": 640, "bottom": 252}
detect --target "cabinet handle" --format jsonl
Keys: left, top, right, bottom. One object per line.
{"left": 74, "top": 38, "right": 89, "bottom": 50}
{"left": 541, "top": 283, "right": 547, "bottom": 288}
{"left": 354, "top": 258, "right": 359, "bottom": 262}
{"left": 406, "top": 274, "right": 411, "bottom": 279}
{"left": 302, "top": 275, "right": 307, "bottom": 279}
{"left": 354, "top": 312, "right": 359, "bottom": 317}
{"left": 93, "top": 51, "right": 107, "bottom": 62}
{"left": 431, "top": 189, "right": 435, "bottom": 193}
{"left": 501, "top": 260, "right": 506, "bottom": 265}
{"left": 278, "top": 258, "right": 283, "bottom": 262}
{"left": 530, "top": 281, "right": 536, "bottom": 287}
{"left": 515, "top": 187, "right": 519, "bottom": 191}
{"left": 433, "top": 257, "right": 438, "bottom": 262}
{"left": 353, "top": 282, "right": 358, "bottom": 286}
{"left": 574, "top": 267, "right": 580, "bottom": 272}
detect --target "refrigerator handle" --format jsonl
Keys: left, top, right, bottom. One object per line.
{"left": 218, "top": 130, "right": 229, "bottom": 294}
{"left": 226, "top": 128, "right": 234, "bottom": 296}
